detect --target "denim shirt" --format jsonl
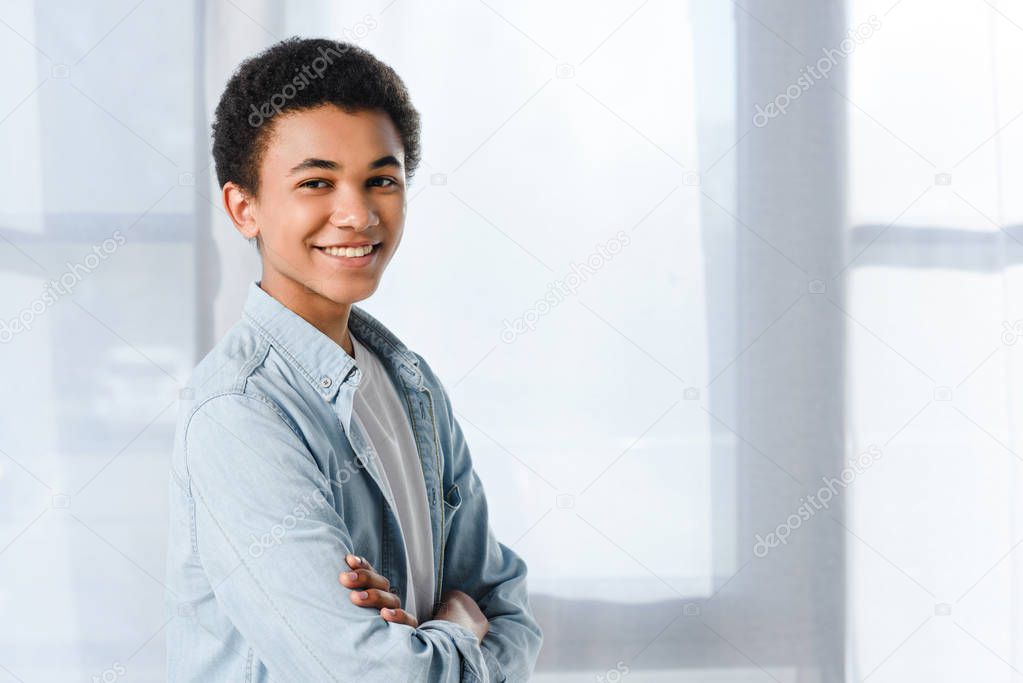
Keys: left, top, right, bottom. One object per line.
{"left": 165, "top": 281, "right": 542, "bottom": 682}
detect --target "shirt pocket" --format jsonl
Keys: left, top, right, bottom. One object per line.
{"left": 441, "top": 483, "right": 462, "bottom": 542}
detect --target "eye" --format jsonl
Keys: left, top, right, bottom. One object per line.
{"left": 299, "top": 179, "right": 331, "bottom": 189}
{"left": 368, "top": 177, "right": 399, "bottom": 188}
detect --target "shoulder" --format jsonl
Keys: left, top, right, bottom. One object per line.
{"left": 184, "top": 318, "right": 269, "bottom": 404}
{"left": 178, "top": 319, "right": 304, "bottom": 447}
{"left": 177, "top": 390, "right": 311, "bottom": 498}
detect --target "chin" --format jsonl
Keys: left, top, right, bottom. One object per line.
{"left": 318, "top": 281, "right": 378, "bottom": 306}
{"left": 292, "top": 275, "right": 374, "bottom": 303}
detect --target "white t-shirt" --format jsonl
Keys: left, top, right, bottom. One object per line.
{"left": 350, "top": 331, "right": 436, "bottom": 624}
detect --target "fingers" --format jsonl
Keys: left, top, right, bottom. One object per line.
{"left": 380, "top": 607, "right": 418, "bottom": 628}
{"left": 340, "top": 554, "right": 415, "bottom": 626}
{"left": 340, "top": 555, "right": 389, "bottom": 592}
{"left": 345, "top": 553, "right": 371, "bottom": 571}
{"left": 349, "top": 588, "right": 401, "bottom": 610}
{"left": 339, "top": 568, "right": 391, "bottom": 592}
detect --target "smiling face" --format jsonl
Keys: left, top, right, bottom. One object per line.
{"left": 223, "top": 105, "right": 407, "bottom": 337}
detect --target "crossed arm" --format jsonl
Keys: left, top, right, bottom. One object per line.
{"left": 339, "top": 553, "right": 489, "bottom": 641}
{"left": 183, "top": 389, "right": 541, "bottom": 682}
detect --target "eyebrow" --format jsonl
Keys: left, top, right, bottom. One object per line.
{"left": 286, "top": 155, "right": 402, "bottom": 176}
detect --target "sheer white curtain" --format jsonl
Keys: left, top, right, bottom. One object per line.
{"left": 0, "top": 2, "right": 200, "bottom": 681}
{"left": 845, "top": 0, "right": 1023, "bottom": 679}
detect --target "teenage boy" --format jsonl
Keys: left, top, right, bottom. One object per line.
{"left": 165, "top": 37, "right": 542, "bottom": 682}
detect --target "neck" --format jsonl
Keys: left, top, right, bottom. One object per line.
{"left": 258, "top": 271, "right": 354, "bottom": 356}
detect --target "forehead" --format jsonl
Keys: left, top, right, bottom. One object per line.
{"left": 261, "top": 106, "right": 403, "bottom": 172}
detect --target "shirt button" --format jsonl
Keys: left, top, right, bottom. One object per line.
{"left": 388, "top": 586, "right": 399, "bottom": 595}
{"left": 320, "top": 376, "right": 332, "bottom": 388}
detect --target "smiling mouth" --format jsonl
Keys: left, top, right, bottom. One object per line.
{"left": 313, "top": 243, "right": 378, "bottom": 258}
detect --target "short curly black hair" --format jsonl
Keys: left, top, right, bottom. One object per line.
{"left": 211, "top": 36, "right": 422, "bottom": 198}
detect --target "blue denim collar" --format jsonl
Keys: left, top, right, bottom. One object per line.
{"left": 241, "top": 281, "right": 423, "bottom": 404}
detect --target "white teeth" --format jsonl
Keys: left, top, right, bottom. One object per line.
{"left": 320, "top": 244, "right": 375, "bottom": 257}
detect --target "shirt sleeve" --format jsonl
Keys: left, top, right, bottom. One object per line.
{"left": 183, "top": 391, "right": 488, "bottom": 683}
{"left": 417, "top": 355, "right": 545, "bottom": 682}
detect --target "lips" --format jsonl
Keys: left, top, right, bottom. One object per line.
{"left": 314, "top": 243, "right": 377, "bottom": 257}
{"left": 314, "top": 241, "right": 379, "bottom": 248}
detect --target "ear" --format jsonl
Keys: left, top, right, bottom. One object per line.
{"left": 222, "top": 181, "right": 260, "bottom": 241}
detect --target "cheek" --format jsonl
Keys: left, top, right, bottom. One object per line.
{"left": 388, "top": 230, "right": 404, "bottom": 253}
{"left": 261, "top": 201, "right": 323, "bottom": 248}
{"left": 285, "top": 200, "right": 326, "bottom": 230}
{"left": 385, "top": 209, "right": 405, "bottom": 243}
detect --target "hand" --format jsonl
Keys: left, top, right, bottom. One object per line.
{"left": 338, "top": 553, "right": 419, "bottom": 627}
{"left": 432, "top": 589, "right": 489, "bottom": 644}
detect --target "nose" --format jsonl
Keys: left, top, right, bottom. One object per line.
{"left": 329, "top": 185, "right": 379, "bottom": 231}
